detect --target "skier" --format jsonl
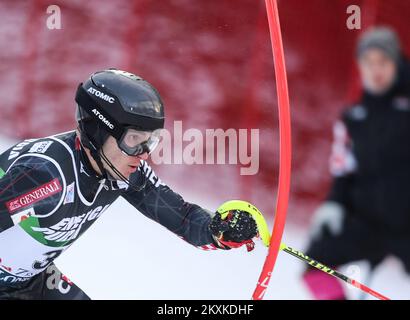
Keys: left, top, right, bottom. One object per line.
{"left": 0, "top": 69, "right": 259, "bottom": 299}
{"left": 303, "top": 27, "right": 410, "bottom": 299}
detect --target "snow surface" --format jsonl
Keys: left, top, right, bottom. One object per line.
{"left": 1, "top": 136, "right": 410, "bottom": 300}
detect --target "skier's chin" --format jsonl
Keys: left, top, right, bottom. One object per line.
{"left": 127, "top": 164, "right": 139, "bottom": 175}
{"left": 117, "top": 165, "right": 139, "bottom": 179}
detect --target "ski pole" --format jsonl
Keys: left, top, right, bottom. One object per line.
{"left": 358, "top": 259, "right": 381, "bottom": 300}
{"left": 279, "top": 243, "right": 390, "bottom": 300}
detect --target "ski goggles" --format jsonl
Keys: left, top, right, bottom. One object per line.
{"left": 118, "top": 128, "right": 161, "bottom": 156}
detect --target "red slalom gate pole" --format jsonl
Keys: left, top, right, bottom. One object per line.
{"left": 252, "top": 0, "right": 292, "bottom": 300}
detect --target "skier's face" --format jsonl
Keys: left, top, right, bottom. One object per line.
{"left": 101, "top": 135, "right": 149, "bottom": 179}
{"left": 358, "top": 48, "right": 398, "bottom": 95}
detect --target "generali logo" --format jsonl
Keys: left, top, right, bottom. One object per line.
{"left": 6, "top": 178, "right": 62, "bottom": 213}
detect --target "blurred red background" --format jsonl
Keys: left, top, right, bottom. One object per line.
{"left": 1, "top": 0, "right": 410, "bottom": 226}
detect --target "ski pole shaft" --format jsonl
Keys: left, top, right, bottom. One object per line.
{"left": 358, "top": 262, "right": 377, "bottom": 300}
{"left": 279, "top": 243, "right": 390, "bottom": 300}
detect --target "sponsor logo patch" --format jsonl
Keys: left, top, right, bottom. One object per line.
{"left": 87, "top": 87, "right": 115, "bottom": 103}
{"left": 80, "top": 162, "right": 90, "bottom": 177}
{"left": 6, "top": 178, "right": 62, "bottom": 213}
{"left": 91, "top": 108, "right": 115, "bottom": 129}
{"left": 11, "top": 208, "right": 35, "bottom": 225}
{"left": 29, "top": 141, "right": 53, "bottom": 154}
{"left": 63, "top": 182, "right": 75, "bottom": 205}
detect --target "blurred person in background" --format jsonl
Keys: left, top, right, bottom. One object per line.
{"left": 303, "top": 26, "right": 410, "bottom": 300}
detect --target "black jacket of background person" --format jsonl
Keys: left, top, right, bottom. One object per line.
{"left": 327, "top": 57, "right": 410, "bottom": 233}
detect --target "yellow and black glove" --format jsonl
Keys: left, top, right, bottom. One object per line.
{"left": 209, "top": 200, "right": 271, "bottom": 252}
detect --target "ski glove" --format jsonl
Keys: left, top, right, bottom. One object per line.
{"left": 209, "top": 208, "right": 258, "bottom": 252}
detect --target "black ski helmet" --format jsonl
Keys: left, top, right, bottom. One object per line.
{"left": 75, "top": 68, "right": 165, "bottom": 152}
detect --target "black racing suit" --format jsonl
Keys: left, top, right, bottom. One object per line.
{"left": 0, "top": 131, "right": 220, "bottom": 299}
{"left": 306, "top": 58, "right": 410, "bottom": 273}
